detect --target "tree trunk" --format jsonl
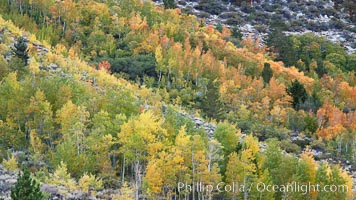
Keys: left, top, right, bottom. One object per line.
{"left": 122, "top": 155, "right": 125, "bottom": 183}
{"left": 192, "top": 151, "right": 195, "bottom": 200}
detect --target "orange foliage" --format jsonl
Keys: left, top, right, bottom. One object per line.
{"left": 268, "top": 61, "right": 314, "bottom": 92}
{"left": 317, "top": 124, "right": 346, "bottom": 141}
{"left": 316, "top": 102, "right": 348, "bottom": 140}
{"left": 98, "top": 61, "right": 111, "bottom": 74}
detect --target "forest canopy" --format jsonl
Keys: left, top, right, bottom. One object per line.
{"left": 0, "top": 0, "right": 355, "bottom": 199}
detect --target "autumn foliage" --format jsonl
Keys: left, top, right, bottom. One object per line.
{"left": 0, "top": 0, "right": 354, "bottom": 199}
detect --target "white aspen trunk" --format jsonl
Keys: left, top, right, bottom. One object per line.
{"left": 192, "top": 151, "right": 195, "bottom": 200}
{"left": 122, "top": 155, "right": 125, "bottom": 183}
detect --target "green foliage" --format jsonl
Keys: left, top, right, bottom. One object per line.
{"left": 0, "top": 1, "right": 355, "bottom": 199}
{"left": 264, "top": 139, "right": 298, "bottom": 199}
{"left": 8, "top": 57, "right": 28, "bottom": 79}
{"left": 268, "top": 33, "right": 353, "bottom": 75}
{"left": 50, "top": 141, "right": 96, "bottom": 178}
{"left": 213, "top": 121, "right": 240, "bottom": 153}
{"left": 0, "top": 57, "right": 9, "bottom": 80}
{"left": 286, "top": 80, "right": 308, "bottom": 110}
{"left": 215, "top": 23, "right": 223, "bottom": 33}
{"left": 109, "top": 55, "right": 157, "bottom": 81}
{"left": 280, "top": 139, "right": 301, "bottom": 153}
{"left": 262, "top": 62, "right": 273, "bottom": 85}
{"left": 11, "top": 167, "right": 44, "bottom": 200}
{"left": 326, "top": 53, "right": 347, "bottom": 71}
{"left": 287, "top": 110, "right": 306, "bottom": 132}
{"left": 197, "top": 81, "right": 224, "bottom": 120}
{"left": 267, "top": 25, "right": 297, "bottom": 67}
{"left": 13, "top": 36, "right": 29, "bottom": 66}
{"left": 304, "top": 115, "right": 318, "bottom": 134}
{"left": 0, "top": 120, "right": 26, "bottom": 153}
{"left": 299, "top": 90, "right": 322, "bottom": 113}
{"left": 345, "top": 54, "right": 356, "bottom": 72}
{"left": 8, "top": 37, "right": 29, "bottom": 78}
{"left": 163, "top": 0, "right": 176, "bottom": 9}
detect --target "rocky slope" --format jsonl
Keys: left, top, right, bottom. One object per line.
{"left": 155, "top": 0, "right": 356, "bottom": 53}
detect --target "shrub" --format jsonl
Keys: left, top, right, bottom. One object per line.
{"left": 219, "top": 12, "right": 239, "bottom": 19}
{"left": 225, "top": 17, "right": 244, "bottom": 26}
{"left": 329, "top": 19, "right": 345, "bottom": 29}
{"left": 280, "top": 140, "right": 301, "bottom": 153}
{"left": 78, "top": 173, "right": 103, "bottom": 192}
{"left": 112, "top": 182, "right": 134, "bottom": 200}
{"left": 288, "top": 2, "right": 298, "bottom": 12}
{"left": 2, "top": 154, "right": 18, "bottom": 171}
{"left": 194, "top": 0, "right": 224, "bottom": 15}
{"left": 255, "top": 24, "right": 268, "bottom": 32}
{"left": 47, "top": 161, "right": 77, "bottom": 191}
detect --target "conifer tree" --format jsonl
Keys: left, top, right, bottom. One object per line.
{"left": 215, "top": 23, "right": 223, "bottom": 33}
{"left": 13, "top": 36, "right": 29, "bottom": 66}
{"left": 9, "top": 36, "right": 30, "bottom": 78}
{"left": 198, "top": 81, "right": 224, "bottom": 120}
{"left": 163, "top": 0, "right": 176, "bottom": 9}
{"left": 11, "top": 167, "right": 44, "bottom": 200}
{"left": 262, "top": 63, "right": 273, "bottom": 85}
{"left": 286, "top": 80, "right": 308, "bottom": 110}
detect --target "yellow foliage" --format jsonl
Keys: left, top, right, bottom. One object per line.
{"left": 155, "top": 46, "right": 163, "bottom": 64}
{"left": 30, "top": 129, "right": 44, "bottom": 154}
{"left": 28, "top": 58, "right": 40, "bottom": 74}
{"left": 112, "top": 182, "right": 135, "bottom": 200}
{"left": 54, "top": 44, "right": 68, "bottom": 56}
{"left": 78, "top": 173, "right": 103, "bottom": 192}
{"left": 5, "top": 20, "right": 22, "bottom": 36}
{"left": 2, "top": 154, "right": 18, "bottom": 171}
{"left": 145, "top": 159, "right": 163, "bottom": 194}
{"left": 47, "top": 161, "right": 77, "bottom": 191}
{"left": 28, "top": 34, "right": 37, "bottom": 43}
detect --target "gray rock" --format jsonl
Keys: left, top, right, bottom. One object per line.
{"left": 42, "top": 184, "right": 59, "bottom": 195}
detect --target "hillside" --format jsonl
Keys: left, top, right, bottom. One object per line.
{"left": 156, "top": 0, "right": 356, "bottom": 53}
{"left": 0, "top": 0, "right": 355, "bottom": 199}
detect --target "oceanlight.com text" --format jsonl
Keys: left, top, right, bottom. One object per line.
{"left": 177, "top": 182, "right": 348, "bottom": 195}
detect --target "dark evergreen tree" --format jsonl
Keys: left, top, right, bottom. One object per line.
{"left": 9, "top": 36, "right": 30, "bottom": 79}
{"left": 267, "top": 21, "right": 298, "bottom": 67}
{"left": 198, "top": 81, "right": 224, "bottom": 120}
{"left": 163, "top": 0, "right": 176, "bottom": 9}
{"left": 261, "top": 62, "right": 273, "bottom": 85}
{"left": 299, "top": 90, "right": 322, "bottom": 113}
{"left": 286, "top": 80, "right": 308, "bottom": 110}
{"left": 215, "top": 23, "right": 223, "bottom": 33}
{"left": 13, "top": 36, "right": 29, "bottom": 66}
{"left": 315, "top": 60, "right": 327, "bottom": 78}
{"left": 231, "top": 26, "right": 243, "bottom": 40}
{"left": 109, "top": 55, "right": 157, "bottom": 81}
{"left": 11, "top": 168, "right": 44, "bottom": 200}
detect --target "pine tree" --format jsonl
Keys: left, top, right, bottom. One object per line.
{"left": 231, "top": 26, "right": 243, "bottom": 40}
{"left": 198, "top": 80, "right": 224, "bottom": 120}
{"left": 163, "top": 0, "right": 176, "bottom": 9}
{"left": 215, "top": 23, "right": 223, "bottom": 33}
{"left": 286, "top": 80, "right": 308, "bottom": 110}
{"left": 9, "top": 37, "right": 30, "bottom": 78}
{"left": 13, "top": 36, "right": 29, "bottom": 66}
{"left": 262, "top": 63, "right": 273, "bottom": 85}
{"left": 11, "top": 168, "right": 44, "bottom": 200}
